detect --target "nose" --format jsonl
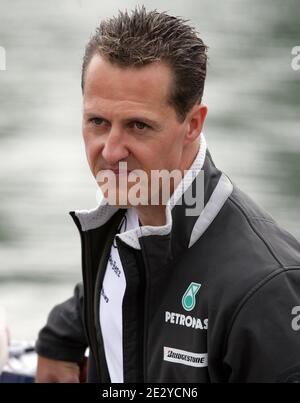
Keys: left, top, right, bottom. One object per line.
{"left": 102, "top": 127, "right": 129, "bottom": 166}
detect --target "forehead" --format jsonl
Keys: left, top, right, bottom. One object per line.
{"left": 83, "top": 54, "right": 174, "bottom": 113}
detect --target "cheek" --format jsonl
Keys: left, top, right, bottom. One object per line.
{"left": 162, "top": 132, "right": 185, "bottom": 165}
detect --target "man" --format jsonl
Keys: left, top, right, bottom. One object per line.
{"left": 36, "top": 7, "right": 300, "bottom": 383}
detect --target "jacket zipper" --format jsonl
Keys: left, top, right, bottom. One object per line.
{"left": 84, "top": 232, "right": 105, "bottom": 380}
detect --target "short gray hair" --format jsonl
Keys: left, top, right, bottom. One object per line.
{"left": 82, "top": 6, "right": 208, "bottom": 121}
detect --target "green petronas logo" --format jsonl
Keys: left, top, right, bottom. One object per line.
{"left": 182, "top": 282, "right": 201, "bottom": 312}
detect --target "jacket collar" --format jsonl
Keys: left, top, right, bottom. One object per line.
{"left": 71, "top": 133, "right": 233, "bottom": 251}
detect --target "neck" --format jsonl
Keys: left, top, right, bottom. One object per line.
{"left": 134, "top": 141, "right": 200, "bottom": 227}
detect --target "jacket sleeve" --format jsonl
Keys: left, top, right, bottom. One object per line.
{"left": 223, "top": 268, "right": 300, "bottom": 383}
{"left": 35, "top": 283, "right": 88, "bottom": 365}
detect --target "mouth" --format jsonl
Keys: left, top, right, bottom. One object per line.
{"left": 102, "top": 169, "right": 133, "bottom": 178}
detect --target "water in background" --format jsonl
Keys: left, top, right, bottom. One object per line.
{"left": 0, "top": 0, "right": 299, "bottom": 339}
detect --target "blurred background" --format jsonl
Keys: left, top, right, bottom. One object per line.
{"left": 0, "top": 0, "right": 299, "bottom": 340}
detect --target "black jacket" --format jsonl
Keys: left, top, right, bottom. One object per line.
{"left": 36, "top": 149, "right": 300, "bottom": 383}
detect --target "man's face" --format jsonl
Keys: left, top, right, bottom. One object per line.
{"left": 82, "top": 54, "right": 205, "bottom": 206}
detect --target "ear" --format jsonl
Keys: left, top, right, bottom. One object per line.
{"left": 184, "top": 104, "right": 208, "bottom": 145}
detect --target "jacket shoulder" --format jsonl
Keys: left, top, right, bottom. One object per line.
{"left": 227, "top": 184, "right": 300, "bottom": 268}
{"left": 187, "top": 183, "right": 300, "bottom": 334}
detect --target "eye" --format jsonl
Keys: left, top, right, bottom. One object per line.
{"left": 89, "top": 117, "right": 105, "bottom": 126}
{"left": 133, "top": 121, "right": 150, "bottom": 131}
